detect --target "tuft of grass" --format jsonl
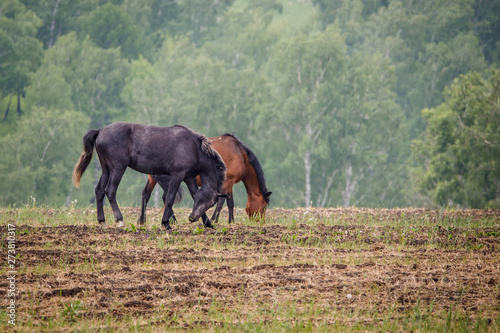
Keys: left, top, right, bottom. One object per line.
{"left": 61, "top": 300, "right": 84, "bottom": 322}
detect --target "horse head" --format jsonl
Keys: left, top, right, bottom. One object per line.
{"left": 189, "top": 188, "right": 227, "bottom": 222}
{"left": 245, "top": 191, "right": 272, "bottom": 221}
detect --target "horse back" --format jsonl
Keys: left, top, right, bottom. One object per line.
{"left": 95, "top": 122, "right": 201, "bottom": 175}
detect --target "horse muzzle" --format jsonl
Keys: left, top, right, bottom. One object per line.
{"left": 189, "top": 214, "right": 200, "bottom": 222}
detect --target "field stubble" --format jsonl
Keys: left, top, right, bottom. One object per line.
{"left": 1, "top": 206, "right": 500, "bottom": 332}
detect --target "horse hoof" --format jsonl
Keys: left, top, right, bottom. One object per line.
{"left": 162, "top": 223, "right": 172, "bottom": 230}
{"left": 98, "top": 221, "right": 107, "bottom": 227}
{"left": 116, "top": 221, "right": 125, "bottom": 228}
{"left": 204, "top": 222, "right": 215, "bottom": 229}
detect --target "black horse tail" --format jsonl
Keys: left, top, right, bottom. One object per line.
{"left": 174, "top": 186, "right": 183, "bottom": 204}
{"left": 73, "top": 129, "right": 99, "bottom": 188}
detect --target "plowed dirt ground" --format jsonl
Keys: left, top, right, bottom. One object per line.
{"left": 1, "top": 207, "right": 500, "bottom": 331}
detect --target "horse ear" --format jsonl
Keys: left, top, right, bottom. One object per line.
{"left": 264, "top": 191, "right": 272, "bottom": 198}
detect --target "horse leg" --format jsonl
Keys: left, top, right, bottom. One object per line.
{"left": 138, "top": 178, "right": 151, "bottom": 225}
{"left": 104, "top": 166, "right": 126, "bottom": 227}
{"left": 138, "top": 176, "right": 157, "bottom": 225}
{"left": 161, "top": 175, "right": 183, "bottom": 230}
{"left": 227, "top": 192, "right": 235, "bottom": 223}
{"left": 159, "top": 190, "right": 178, "bottom": 223}
{"left": 184, "top": 178, "right": 213, "bottom": 229}
{"left": 95, "top": 163, "right": 110, "bottom": 225}
{"left": 154, "top": 175, "right": 178, "bottom": 223}
{"left": 211, "top": 196, "right": 226, "bottom": 223}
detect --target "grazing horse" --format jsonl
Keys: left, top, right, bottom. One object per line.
{"left": 138, "top": 133, "right": 271, "bottom": 224}
{"left": 72, "top": 122, "right": 227, "bottom": 230}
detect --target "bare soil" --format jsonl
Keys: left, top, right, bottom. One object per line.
{"left": 2, "top": 207, "right": 500, "bottom": 330}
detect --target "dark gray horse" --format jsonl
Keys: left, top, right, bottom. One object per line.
{"left": 72, "top": 122, "right": 226, "bottom": 230}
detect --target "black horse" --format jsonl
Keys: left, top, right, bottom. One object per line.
{"left": 72, "top": 122, "right": 227, "bottom": 230}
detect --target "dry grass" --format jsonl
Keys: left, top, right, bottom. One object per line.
{"left": 1, "top": 206, "right": 499, "bottom": 332}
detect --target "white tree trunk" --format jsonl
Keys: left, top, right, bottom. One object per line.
{"left": 304, "top": 151, "right": 312, "bottom": 208}
{"left": 342, "top": 163, "right": 354, "bottom": 207}
{"left": 316, "top": 170, "right": 338, "bottom": 208}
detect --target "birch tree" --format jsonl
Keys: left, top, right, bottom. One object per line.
{"left": 267, "top": 26, "right": 347, "bottom": 207}
{"left": 267, "top": 25, "right": 403, "bottom": 207}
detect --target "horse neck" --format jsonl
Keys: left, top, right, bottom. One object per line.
{"left": 198, "top": 157, "right": 222, "bottom": 192}
{"left": 242, "top": 165, "right": 265, "bottom": 204}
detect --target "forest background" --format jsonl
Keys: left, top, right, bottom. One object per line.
{"left": 0, "top": 0, "right": 499, "bottom": 210}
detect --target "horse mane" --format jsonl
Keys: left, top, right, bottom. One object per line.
{"left": 174, "top": 125, "right": 227, "bottom": 192}
{"left": 222, "top": 133, "right": 270, "bottom": 204}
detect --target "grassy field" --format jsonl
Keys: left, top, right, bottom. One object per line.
{"left": 1, "top": 206, "right": 499, "bottom": 332}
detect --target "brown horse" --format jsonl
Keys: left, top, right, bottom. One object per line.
{"left": 139, "top": 134, "right": 271, "bottom": 224}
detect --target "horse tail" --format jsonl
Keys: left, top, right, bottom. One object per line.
{"left": 72, "top": 129, "right": 100, "bottom": 188}
{"left": 174, "top": 186, "right": 183, "bottom": 204}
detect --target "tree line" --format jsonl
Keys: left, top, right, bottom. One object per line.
{"left": 1, "top": 0, "right": 499, "bottom": 209}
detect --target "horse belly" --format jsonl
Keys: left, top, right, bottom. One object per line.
{"left": 127, "top": 151, "right": 173, "bottom": 175}
{"left": 128, "top": 145, "right": 198, "bottom": 176}
{"left": 128, "top": 159, "right": 167, "bottom": 175}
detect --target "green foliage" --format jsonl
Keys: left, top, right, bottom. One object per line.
{"left": 0, "top": 0, "right": 499, "bottom": 209}
{"left": 0, "top": 0, "right": 43, "bottom": 118}
{"left": 172, "top": 0, "right": 236, "bottom": 45}
{"left": 473, "top": 0, "right": 500, "bottom": 64}
{"left": 411, "top": 70, "right": 500, "bottom": 208}
{"left": 204, "top": 0, "right": 283, "bottom": 69}
{"left": 82, "top": 3, "right": 150, "bottom": 60}
{"left": 0, "top": 108, "right": 88, "bottom": 206}
{"left": 28, "top": 32, "right": 130, "bottom": 127}
{"left": 21, "top": 0, "right": 82, "bottom": 48}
